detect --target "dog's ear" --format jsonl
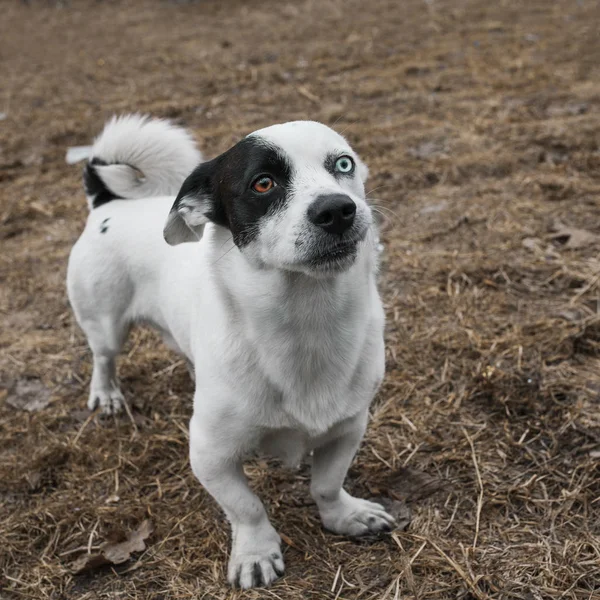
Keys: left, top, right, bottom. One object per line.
{"left": 164, "top": 160, "right": 222, "bottom": 245}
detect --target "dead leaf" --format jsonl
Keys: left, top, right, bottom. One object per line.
{"left": 381, "top": 499, "right": 411, "bottom": 531}
{"left": 69, "top": 553, "right": 108, "bottom": 573}
{"left": 70, "top": 520, "right": 153, "bottom": 574}
{"left": 280, "top": 532, "right": 300, "bottom": 550}
{"left": 386, "top": 466, "right": 448, "bottom": 502}
{"left": 555, "top": 308, "right": 586, "bottom": 322}
{"left": 5, "top": 378, "right": 51, "bottom": 412}
{"left": 548, "top": 222, "right": 600, "bottom": 249}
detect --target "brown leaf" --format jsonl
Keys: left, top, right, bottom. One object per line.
{"left": 5, "top": 378, "right": 51, "bottom": 412}
{"left": 69, "top": 520, "right": 153, "bottom": 574}
{"left": 555, "top": 308, "right": 586, "bottom": 322}
{"left": 549, "top": 223, "right": 600, "bottom": 249}
{"left": 69, "top": 552, "right": 111, "bottom": 574}
{"left": 382, "top": 499, "right": 411, "bottom": 531}
{"left": 280, "top": 532, "right": 300, "bottom": 550}
{"left": 386, "top": 466, "right": 448, "bottom": 502}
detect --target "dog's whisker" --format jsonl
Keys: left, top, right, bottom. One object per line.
{"left": 371, "top": 204, "right": 400, "bottom": 219}
{"left": 331, "top": 113, "right": 345, "bottom": 128}
{"left": 371, "top": 206, "right": 390, "bottom": 220}
{"left": 371, "top": 208, "right": 397, "bottom": 230}
{"left": 366, "top": 184, "right": 393, "bottom": 197}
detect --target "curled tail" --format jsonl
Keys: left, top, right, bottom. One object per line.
{"left": 84, "top": 114, "right": 202, "bottom": 209}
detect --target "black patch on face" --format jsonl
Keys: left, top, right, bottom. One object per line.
{"left": 84, "top": 158, "right": 122, "bottom": 209}
{"left": 100, "top": 217, "right": 110, "bottom": 233}
{"left": 171, "top": 137, "right": 293, "bottom": 247}
{"left": 324, "top": 152, "right": 355, "bottom": 179}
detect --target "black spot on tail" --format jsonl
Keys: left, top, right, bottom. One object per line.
{"left": 84, "top": 158, "right": 122, "bottom": 209}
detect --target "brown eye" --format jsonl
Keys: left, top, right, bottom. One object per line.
{"left": 252, "top": 176, "right": 275, "bottom": 193}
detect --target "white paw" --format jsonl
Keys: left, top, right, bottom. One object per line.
{"left": 88, "top": 388, "right": 124, "bottom": 415}
{"left": 319, "top": 491, "right": 396, "bottom": 537}
{"left": 227, "top": 525, "right": 284, "bottom": 588}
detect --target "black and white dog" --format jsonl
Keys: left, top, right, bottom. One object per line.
{"left": 67, "top": 115, "right": 395, "bottom": 588}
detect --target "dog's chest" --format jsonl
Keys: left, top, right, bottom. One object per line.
{"left": 242, "top": 282, "right": 383, "bottom": 435}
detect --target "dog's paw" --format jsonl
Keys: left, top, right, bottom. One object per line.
{"left": 320, "top": 493, "right": 396, "bottom": 537}
{"left": 88, "top": 388, "right": 124, "bottom": 415}
{"left": 227, "top": 526, "right": 284, "bottom": 588}
{"left": 228, "top": 550, "right": 284, "bottom": 589}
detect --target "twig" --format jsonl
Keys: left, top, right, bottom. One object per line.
{"left": 87, "top": 519, "right": 100, "bottom": 555}
{"left": 297, "top": 85, "right": 320, "bottom": 104}
{"left": 463, "top": 427, "right": 484, "bottom": 550}
{"left": 331, "top": 564, "right": 342, "bottom": 593}
{"left": 72, "top": 411, "right": 96, "bottom": 446}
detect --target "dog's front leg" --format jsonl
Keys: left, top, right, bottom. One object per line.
{"left": 189, "top": 415, "right": 284, "bottom": 588}
{"left": 311, "top": 411, "right": 395, "bottom": 536}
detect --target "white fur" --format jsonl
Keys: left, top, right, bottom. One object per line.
{"left": 86, "top": 114, "right": 202, "bottom": 206}
{"left": 67, "top": 116, "right": 394, "bottom": 589}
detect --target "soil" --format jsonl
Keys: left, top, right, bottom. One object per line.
{"left": 1, "top": 0, "right": 599, "bottom": 598}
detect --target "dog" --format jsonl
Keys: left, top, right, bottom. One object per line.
{"left": 67, "top": 114, "right": 395, "bottom": 588}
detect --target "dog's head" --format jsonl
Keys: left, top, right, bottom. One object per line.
{"left": 164, "top": 121, "right": 373, "bottom": 275}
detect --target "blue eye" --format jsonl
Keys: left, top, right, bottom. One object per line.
{"left": 335, "top": 156, "right": 354, "bottom": 174}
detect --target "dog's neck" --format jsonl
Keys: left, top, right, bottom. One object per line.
{"left": 202, "top": 225, "right": 383, "bottom": 434}
{"left": 207, "top": 225, "right": 378, "bottom": 323}
{"left": 208, "top": 225, "right": 378, "bottom": 381}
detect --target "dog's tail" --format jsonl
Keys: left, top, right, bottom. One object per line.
{"left": 83, "top": 114, "right": 202, "bottom": 209}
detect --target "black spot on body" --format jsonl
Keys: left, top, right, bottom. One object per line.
{"left": 171, "top": 137, "right": 293, "bottom": 247}
{"left": 100, "top": 217, "right": 110, "bottom": 233}
{"left": 84, "top": 158, "right": 122, "bottom": 209}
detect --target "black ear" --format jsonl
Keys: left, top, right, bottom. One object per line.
{"left": 163, "top": 160, "right": 222, "bottom": 245}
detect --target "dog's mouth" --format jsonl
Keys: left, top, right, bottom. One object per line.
{"left": 292, "top": 220, "right": 371, "bottom": 274}
{"left": 305, "top": 240, "right": 359, "bottom": 270}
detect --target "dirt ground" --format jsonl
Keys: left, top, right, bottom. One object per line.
{"left": 1, "top": 0, "right": 599, "bottom": 598}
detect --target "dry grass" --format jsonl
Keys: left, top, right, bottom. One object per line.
{"left": 1, "top": 0, "right": 599, "bottom": 598}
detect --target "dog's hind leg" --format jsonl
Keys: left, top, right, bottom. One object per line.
{"left": 81, "top": 316, "right": 129, "bottom": 415}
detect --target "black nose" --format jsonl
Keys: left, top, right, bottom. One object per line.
{"left": 307, "top": 194, "right": 357, "bottom": 235}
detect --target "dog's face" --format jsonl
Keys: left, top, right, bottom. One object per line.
{"left": 164, "top": 121, "right": 372, "bottom": 275}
